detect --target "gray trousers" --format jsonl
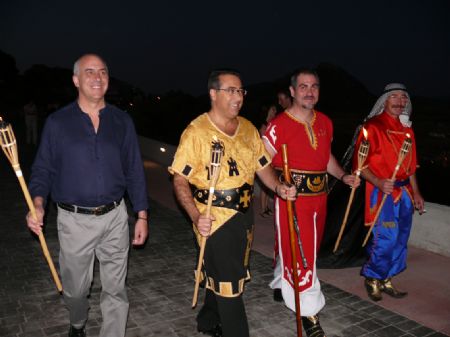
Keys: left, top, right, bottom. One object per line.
{"left": 57, "top": 200, "right": 129, "bottom": 337}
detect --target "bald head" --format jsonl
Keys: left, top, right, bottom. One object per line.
{"left": 73, "top": 54, "right": 108, "bottom": 76}
{"left": 72, "top": 54, "right": 109, "bottom": 105}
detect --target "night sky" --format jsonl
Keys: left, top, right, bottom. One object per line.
{"left": 1, "top": 0, "right": 449, "bottom": 97}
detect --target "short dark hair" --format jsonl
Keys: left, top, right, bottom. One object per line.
{"left": 290, "top": 68, "right": 320, "bottom": 88}
{"left": 277, "top": 87, "right": 291, "bottom": 98}
{"left": 207, "top": 69, "right": 242, "bottom": 90}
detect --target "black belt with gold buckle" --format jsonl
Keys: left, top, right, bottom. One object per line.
{"left": 193, "top": 182, "right": 253, "bottom": 213}
{"left": 277, "top": 169, "right": 328, "bottom": 195}
{"left": 57, "top": 200, "right": 121, "bottom": 216}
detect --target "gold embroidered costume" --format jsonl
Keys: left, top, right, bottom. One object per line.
{"left": 170, "top": 113, "right": 271, "bottom": 298}
{"left": 169, "top": 113, "right": 271, "bottom": 243}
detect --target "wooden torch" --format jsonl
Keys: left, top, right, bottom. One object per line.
{"left": 333, "top": 127, "right": 370, "bottom": 253}
{"left": 192, "top": 136, "right": 224, "bottom": 308}
{"left": 362, "top": 134, "right": 412, "bottom": 247}
{"left": 0, "top": 117, "right": 62, "bottom": 292}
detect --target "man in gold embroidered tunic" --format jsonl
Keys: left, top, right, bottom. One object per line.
{"left": 169, "top": 69, "right": 294, "bottom": 337}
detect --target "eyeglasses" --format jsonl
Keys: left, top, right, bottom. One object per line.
{"left": 216, "top": 87, "right": 248, "bottom": 96}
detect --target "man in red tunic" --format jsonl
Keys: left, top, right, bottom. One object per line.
{"left": 263, "top": 68, "right": 358, "bottom": 337}
{"left": 354, "top": 83, "right": 425, "bottom": 301}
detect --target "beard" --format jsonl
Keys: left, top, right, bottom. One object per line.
{"left": 301, "top": 102, "right": 316, "bottom": 110}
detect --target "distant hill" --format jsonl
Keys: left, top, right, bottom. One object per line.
{"left": 1, "top": 50, "right": 448, "bottom": 204}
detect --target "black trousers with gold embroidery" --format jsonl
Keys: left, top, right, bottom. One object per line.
{"left": 196, "top": 209, "right": 253, "bottom": 337}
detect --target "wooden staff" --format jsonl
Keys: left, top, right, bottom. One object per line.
{"left": 362, "top": 135, "right": 412, "bottom": 247}
{"left": 192, "top": 137, "right": 224, "bottom": 308}
{"left": 333, "top": 129, "right": 370, "bottom": 253}
{"left": 281, "top": 144, "right": 302, "bottom": 337}
{"left": 0, "top": 117, "right": 62, "bottom": 292}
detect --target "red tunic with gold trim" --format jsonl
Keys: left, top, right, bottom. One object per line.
{"left": 263, "top": 110, "right": 332, "bottom": 314}
{"left": 353, "top": 112, "right": 417, "bottom": 226}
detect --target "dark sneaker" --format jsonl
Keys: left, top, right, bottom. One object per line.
{"left": 273, "top": 288, "right": 283, "bottom": 302}
{"left": 68, "top": 325, "right": 86, "bottom": 337}
{"left": 260, "top": 208, "right": 273, "bottom": 217}
{"left": 198, "top": 324, "right": 222, "bottom": 337}
{"left": 302, "top": 315, "right": 326, "bottom": 337}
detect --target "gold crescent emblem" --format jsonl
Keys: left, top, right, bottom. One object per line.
{"left": 306, "top": 176, "right": 325, "bottom": 193}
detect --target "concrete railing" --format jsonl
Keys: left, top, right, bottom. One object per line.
{"left": 139, "top": 136, "right": 450, "bottom": 258}
{"left": 409, "top": 203, "right": 450, "bottom": 257}
{"left": 138, "top": 136, "right": 176, "bottom": 167}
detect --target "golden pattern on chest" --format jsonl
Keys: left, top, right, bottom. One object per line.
{"left": 227, "top": 157, "right": 240, "bottom": 176}
{"left": 386, "top": 130, "right": 413, "bottom": 174}
{"left": 286, "top": 110, "right": 318, "bottom": 150}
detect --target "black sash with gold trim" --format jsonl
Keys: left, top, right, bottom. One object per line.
{"left": 193, "top": 182, "right": 253, "bottom": 213}
{"left": 276, "top": 168, "right": 328, "bottom": 196}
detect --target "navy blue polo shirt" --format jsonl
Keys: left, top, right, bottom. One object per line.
{"left": 29, "top": 101, "right": 148, "bottom": 212}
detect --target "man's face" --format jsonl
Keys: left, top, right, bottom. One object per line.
{"left": 72, "top": 55, "right": 109, "bottom": 103}
{"left": 267, "top": 105, "right": 277, "bottom": 121}
{"left": 277, "top": 93, "right": 291, "bottom": 110}
{"left": 290, "top": 74, "right": 319, "bottom": 110}
{"left": 384, "top": 90, "right": 409, "bottom": 118}
{"left": 210, "top": 74, "right": 244, "bottom": 119}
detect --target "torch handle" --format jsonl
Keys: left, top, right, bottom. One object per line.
{"left": 333, "top": 171, "right": 360, "bottom": 253}
{"left": 192, "top": 165, "right": 221, "bottom": 308}
{"left": 362, "top": 193, "right": 388, "bottom": 247}
{"left": 192, "top": 236, "right": 206, "bottom": 308}
{"left": 16, "top": 170, "right": 38, "bottom": 219}
{"left": 361, "top": 163, "right": 402, "bottom": 247}
{"left": 16, "top": 171, "right": 63, "bottom": 292}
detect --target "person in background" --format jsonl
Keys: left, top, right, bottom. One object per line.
{"left": 277, "top": 87, "right": 293, "bottom": 111}
{"left": 23, "top": 99, "right": 38, "bottom": 145}
{"left": 258, "top": 104, "right": 278, "bottom": 217}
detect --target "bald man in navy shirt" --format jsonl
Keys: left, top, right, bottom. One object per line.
{"left": 26, "top": 54, "right": 149, "bottom": 337}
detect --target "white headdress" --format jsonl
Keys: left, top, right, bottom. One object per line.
{"left": 366, "top": 83, "right": 412, "bottom": 127}
{"left": 330, "top": 83, "right": 413, "bottom": 191}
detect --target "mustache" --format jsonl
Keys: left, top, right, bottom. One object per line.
{"left": 392, "top": 105, "right": 405, "bottom": 109}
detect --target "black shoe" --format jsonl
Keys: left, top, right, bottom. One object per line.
{"left": 198, "top": 324, "right": 222, "bottom": 337}
{"left": 68, "top": 325, "right": 86, "bottom": 337}
{"left": 261, "top": 208, "right": 272, "bottom": 217}
{"left": 302, "top": 316, "right": 326, "bottom": 337}
{"left": 273, "top": 288, "right": 283, "bottom": 302}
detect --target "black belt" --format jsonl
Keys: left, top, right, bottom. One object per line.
{"left": 57, "top": 200, "right": 121, "bottom": 216}
{"left": 193, "top": 182, "right": 253, "bottom": 213}
{"left": 394, "top": 178, "right": 410, "bottom": 187}
{"left": 276, "top": 168, "right": 328, "bottom": 195}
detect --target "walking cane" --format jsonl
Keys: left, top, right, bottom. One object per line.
{"left": 281, "top": 144, "right": 302, "bottom": 337}
{"left": 0, "top": 117, "right": 63, "bottom": 292}
{"left": 192, "top": 137, "right": 224, "bottom": 308}
{"left": 362, "top": 135, "right": 412, "bottom": 247}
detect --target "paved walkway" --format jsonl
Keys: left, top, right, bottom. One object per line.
{"left": 0, "top": 148, "right": 448, "bottom": 337}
